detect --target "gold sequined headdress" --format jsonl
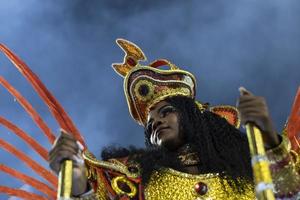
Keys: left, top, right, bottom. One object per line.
{"left": 112, "top": 39, "right": 240, "bottom": 128}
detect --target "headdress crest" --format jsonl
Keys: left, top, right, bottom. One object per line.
{"left": 112, "top": 39, "right": 240, "bottom": 128}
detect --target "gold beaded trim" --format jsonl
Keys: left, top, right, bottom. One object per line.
{"left": 146, "top": 87, "right": 191, "bottom": 113}
{"left": 111, "top": 176, "right": 137, "bottom": 198}
{"left": 164, "top": 168, "right": 219, "bottom": 179}
{"left": 266, "top": 135, "right": 291, "bottom": 164}
{"left": 82, "top": 150, "right": 140, "bottom": 178}
{"left": 133, "top": 79, "right": 155, "bottom": 102}
{"left": 124, "top": 66, "right": 196, "bottom": 125}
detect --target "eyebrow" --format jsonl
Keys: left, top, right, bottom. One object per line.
{"left": 157, "top": 104, "right": 171, "bottom": 114}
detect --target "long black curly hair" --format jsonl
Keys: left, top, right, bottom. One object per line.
{"left": 101, "top": 96, "right": 253, "bottom": 192}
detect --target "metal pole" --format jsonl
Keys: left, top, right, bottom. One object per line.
{"left": 57, "top": 160, "right": 73, "bottom": 200}
{"left": 246, "top": 123, "right": 275, "bottom": 200}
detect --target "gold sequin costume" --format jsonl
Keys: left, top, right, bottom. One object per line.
{"left": 80, "top": 134, "right": 300, "bottom": 200}
{"left": 77, "top": 39, "right": 300, "bottom": 200}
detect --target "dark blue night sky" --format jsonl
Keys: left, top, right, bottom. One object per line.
{"left": 0, "top": 0, "right": 299, "bottom": 199}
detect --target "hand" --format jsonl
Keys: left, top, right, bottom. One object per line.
{"left": 237, "top": 87, "right": 280, "bottom": 149}
{"left": 48, "top": 129, "right": 89, "bottom": 196}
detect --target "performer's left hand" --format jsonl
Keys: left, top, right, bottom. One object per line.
{"left": 237, "top": 87, "right": 280, "bottom": 149}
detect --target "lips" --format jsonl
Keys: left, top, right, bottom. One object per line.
{"left": 155, "top": 126, "right": 169, "bottom": 137}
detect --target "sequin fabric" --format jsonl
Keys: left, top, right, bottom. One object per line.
{"left": 82, "top": 135, "right": 300, "bottom": 199}
{"left": 144, "top": 168, "right": 254, "bottom": 200}
{"left": 266, "top": 135, "right": 300, "bottom": 198}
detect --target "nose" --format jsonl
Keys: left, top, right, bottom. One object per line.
{"left": 152, "top": 118, "right": 163, "bottom": 132}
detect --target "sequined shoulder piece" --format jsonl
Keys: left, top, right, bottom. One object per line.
{"left": 82, "top": 150, "right": 141, "bottom": 179}
{"left": 83, "top": 150, "right": 143, "bottom": 200}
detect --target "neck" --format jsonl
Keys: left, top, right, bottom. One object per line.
{"left": 176, "top": 143, "right": 200, "bottom": 174}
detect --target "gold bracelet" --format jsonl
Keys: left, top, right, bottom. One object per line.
{"left": 266, "top": 135, "right": 291, "bottom": 165}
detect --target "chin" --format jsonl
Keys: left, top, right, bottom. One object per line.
{"left": 160, "top": 139, "right": 178, "bottom": 151}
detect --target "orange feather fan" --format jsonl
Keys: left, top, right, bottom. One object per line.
{"left": 0, "top": 44, "right": 86, "bottom": 199}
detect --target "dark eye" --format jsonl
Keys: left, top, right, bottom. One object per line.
{"left": 160, "top": 106, "right": 176, "bottom": 118}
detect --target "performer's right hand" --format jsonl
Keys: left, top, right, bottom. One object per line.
{"left": 48, "top": 129, "right": 89, "bottom": 196}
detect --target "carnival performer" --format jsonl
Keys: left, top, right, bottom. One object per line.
{"left": 48, "top": 39, "right": 300, "bottom": 200}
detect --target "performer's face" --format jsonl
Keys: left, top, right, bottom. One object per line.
{"left": 147, "top": 100, "right": 183, "bottom": 150}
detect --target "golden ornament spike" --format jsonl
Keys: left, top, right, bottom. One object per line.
{"left": 116, "top": 38, "right": 147, "bottom": 60}
{"left": 112, "top": 39, "right": 147, "bottom": 77}
{"left": 112, "top": 63, "right": 132, "bottom": 77}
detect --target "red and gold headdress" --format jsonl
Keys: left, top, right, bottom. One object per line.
{"left": 112, "top": 39, "right": 240, "bottom": 128}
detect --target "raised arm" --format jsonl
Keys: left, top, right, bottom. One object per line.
{"left": 237, "top": 87, "right": 300, "bottom": 199}
{"left": 48, "top": 130, "right": 93, "bottom": 198}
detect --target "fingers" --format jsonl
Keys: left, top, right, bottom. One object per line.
{"left": 49, "top": 144, "right": 78, "bottom": 161}
{"left": 237, "top": 87, "right": 257, "bottom": 108}
{"left": 49, "top": 150, "right": 79, "bottom": 173}
{"left": 239, "top": 86, "right": 253, "bottom": 96}
{"left": 48, "top": 130, "right": 82, "bottom": 174}
{"left": 237, "top": 87, "right": 272, "bottom": 131}
{"left": 53, "top": 134, "right": 79, "bottom": 151}
{"left": 58, "top": 129, "right": 78, "bottom": 143}
{"left": 237, "top": 87, "right": 279, "bottom": 148}
{"left": 238, "top": 93, "right": 267, "bottom": 115}
{"left": 238, "top": 97, "right": 268, "bottom": 111}
{"left": 239, "top": 113, "right": 267, "bottom": 129}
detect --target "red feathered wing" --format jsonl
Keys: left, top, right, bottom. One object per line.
{"left": 287, "top": 87, "right": 300, "bottom": 152}
{"left": 0, "top": 44, "right": 86, "bottom": 199}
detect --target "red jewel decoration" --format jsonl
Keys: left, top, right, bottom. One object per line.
{"left": 194, "top": 182, "right": 208, "bottom": 195}
{"left": 126, "top": 57, "right": 137, "bottom": 66}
